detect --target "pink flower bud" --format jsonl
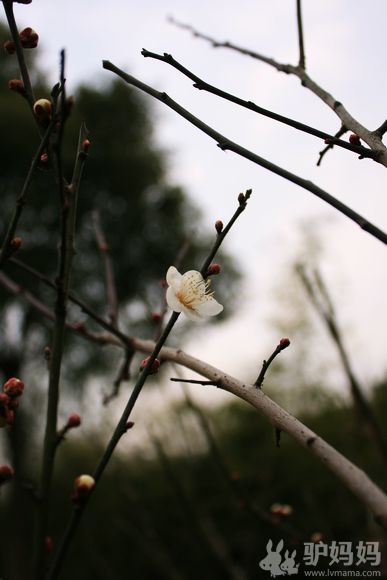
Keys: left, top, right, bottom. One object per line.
{"left": 0, "top": 465, "right": 14, "bottom": 485}
{"left": 206, "top": 263, "right": 221, "bottom": 276}
{"left": 279, "top": 338, "right": 290, "bottom": 350}
{"left": 33, "top": 98, "right": 52, "bottom": 125}
{"left": 8, "top": 79, "right": 26, "bottom": 95}
{"left": 3, "top": 40, "right": 15, "bottom": 55}
{"left": 349, "top": 133, "right": 361, "bottom": 145}
{"left": 73, "top": 474, "right": 95, "bottom": 502}
{"left": 3, "top": 377, "right": 24, "bottom": 398}
{"left": 150, "top": 311, "right": 162, "bottom": 323}
{"left": 139, "top": 356, "right": 160, "bottom": 375}
{"left": 19, "top": 27, "right": 39, "bottom": 49}
{"left": 215, "top": 220, "right": 223, "bottom": 234}
{"left": 67, "top": 413, "right": 81, "bottom": 428}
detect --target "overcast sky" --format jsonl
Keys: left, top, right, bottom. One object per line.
{"left": 9, "top": 1, "right": 387, "bottom": 394}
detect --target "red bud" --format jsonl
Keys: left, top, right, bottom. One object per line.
{"left": 279, "top": 338, "right": 290, "bottom": 350}
{"left": 206, "top": 263, "right": 221, "bottom": 276}
{"left": 140, "top": 357, "right": 160, "bottom": 375}
{"left": 3, "top": 377, "right": 24, "bottom": 398}
{"left": 215, "top": 220, "right": 223, "bottom": 234}
{"left": 19, "top": 27, "right": 39, "bottom": 49}
{"left": 67, "top": 413, "right": 81, "bottom": 428}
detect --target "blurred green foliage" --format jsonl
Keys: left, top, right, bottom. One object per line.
{"left": 2, "top": 380, "right": 386, "bottom": 579}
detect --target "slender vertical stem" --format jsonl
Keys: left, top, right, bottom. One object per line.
{"left": 33, "top": 126, "right": 87, "bottom": 580}
{"left": 296, "top": 0, "right": 306, "bottom": 70}
{"left": 2, "top": 0, "right": 35, "bottom": 109}
{"left": 0, "top": 122, "right": 53, "bottom": 269}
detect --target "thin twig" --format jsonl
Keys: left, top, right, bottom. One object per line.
{"left": 168, "top": 16, "right": 387, "bottom": 165}
{"left": 103, "top": 60, "right": 387, "bottom": 247}
{"left": 33, "top": 122, "right": 88, "bottom": 579}
{"left": 254, "top": 339, "right": 291, "bottom": 388}
{"left": 8, "top": 256, "right": 132, "bottom": 346}
{"left": 0, "top": 122, "right": 55, "bottom": 269}
{"left": 296, "top": 0, "right": 306, "bottom": 70}
{"left": 296, "top": 264, "right": 387, "bottom": 470}
{"left": 170, "top": 377, "right": 219, "bottom": 386}
{"left": 141, "top": 50, "right": 372, "bottom": 160}
{"left": 92, "top": 210, "right": 119, "bottom": 326}
{"left": 103, "top": 348, "right": 134, "bottom": 405}
{"left": 2, "top": 0, "right": 35, "bottom": 110}
{"left": 317, "top": 125, "right": 348, "bottom": 167}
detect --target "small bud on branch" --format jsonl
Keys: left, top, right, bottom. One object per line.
{"left": 3, "top": 377, "right": 24, "bottom": 398}
{"left": 19, "top": 27, "right": 39, "bottom": 49}
{"left": 33, "top": 98, "right": 52, "bottom": 125}
{"left": 66, "top": 413, "right": 81, "bottom": 429}
{"left": 215, "top": 220, "right": 223, "bottom": 233}
{"left": 140, "top": 356, "right": 160, "bottom": 375}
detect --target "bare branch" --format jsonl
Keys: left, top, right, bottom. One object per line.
{"left": 168, "top": 17, "right": 387, "bottom": 165}
{"left": 254, "top": 338, "right": 290, "bottom": 388}
{"left": 103, "top": 60, "right": 387, "bottom": 247}
{"left": 141, "top": 50, "right": 372, "bottom": 160}
{"left": 92, "top": 209, "right": 119, "bottom": 327}
{"left": 296, "top": 265, "right": 387, "bottom": 470}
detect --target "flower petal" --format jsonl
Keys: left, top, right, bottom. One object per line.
{"left": 166, "top": 286, "right": 183, "bottom": 313}
{"left": 195, "top": 297, "right": 224, "bottom": 317}
{"left": 166, "top": 266, "right": 182, "bottom": 289}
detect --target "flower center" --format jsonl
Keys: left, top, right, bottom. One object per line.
{"left": 176, "top": 277, "right": 212, "bottom": 310}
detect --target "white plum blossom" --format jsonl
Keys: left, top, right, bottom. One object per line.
{"left": 165, "top": 266, "right": 223, "bottom": 321}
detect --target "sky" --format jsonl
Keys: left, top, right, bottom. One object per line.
{"left": 8, "top": 1, "right": 387, "bottom": 398}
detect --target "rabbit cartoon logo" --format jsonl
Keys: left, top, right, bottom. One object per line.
{"left": 259, "top": 540, "right": 299, "bottom": 577}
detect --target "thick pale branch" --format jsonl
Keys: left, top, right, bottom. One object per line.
{"left": 102, "top": 61, "right": 387, "bottom": 247}
{"left": 134, "top": 339, "right": 387, "bottom": 529}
